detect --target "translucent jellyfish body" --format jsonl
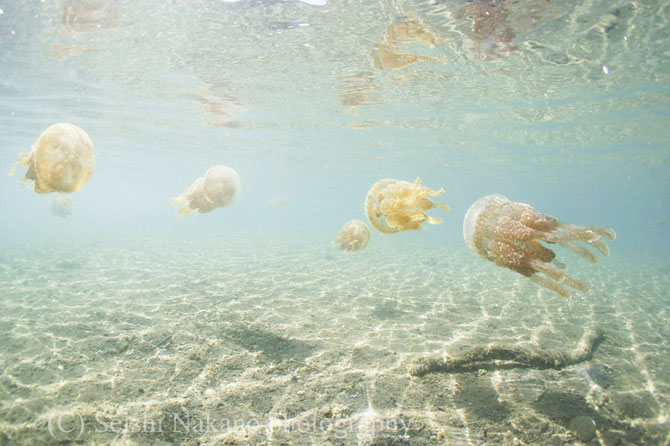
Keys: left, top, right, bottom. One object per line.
{"left": 463, "top": 194, "right": 616, "bottom": 299}
{"left": 334, "top": 220, "right": 371, "bottom": 252}
{"left": 50, "top": 195, "right": 75, "bottom": 217}
{"left": 11, "top": 123, "right": 95, "bottom": 194}
{"left": 365, "top": 178, "right": 450, "bottom": 233}
{"left": 171, "top": 165, "right": 242, "bottom": 216}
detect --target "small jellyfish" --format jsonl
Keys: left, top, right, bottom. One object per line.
{"left": 171, "top": 165, "right": 242, "bottom": 216}
{"left": 334, "top": 220, "right": 371, "bottom": 252}
{"left": 269, "top": 195, "right": 290, "bottom": 208}
{"left": 50, "top": 195, "right": 75, "bottom": 217}
{"left": 10, "top": 123, "right": 95, "bottom": 194}
{"left": 365, "top": 177, "right": 450, "bottom": 234}
{"left": 463, "top": 194, "right": 616, "bottom": 299}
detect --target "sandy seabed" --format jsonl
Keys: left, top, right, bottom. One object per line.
{"left": 0, "top": 236, "right": 668, "bottom": 445}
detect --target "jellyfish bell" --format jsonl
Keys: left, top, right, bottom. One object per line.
{"left": 171, "top": 165, "right": 242, "bottom": 216}
{"left": 463, "top": 194, "right": 616, "bottom": 299}
{"left": 334, "top": 220, "right": 371, "bottom": 252}
{"left": 201, "top": 165, "right": 242, "bottom": 208}
{"left": 365, "top": 177, "right": 450, "bottom": 234}
{"left": 10, "top": 123, "right": 95, "bottom": 194}
{"left": 50, "top": 194, "right": 75, "bottom": 218}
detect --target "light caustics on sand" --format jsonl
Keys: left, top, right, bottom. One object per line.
{"left": 365, "top": 177, "right": 450, "bottom": 234}
{"left": 10, "top": 123, "right": 95, "bottom": 195}
{"left": 171, "top": 165, "right": 242, "bottom": 216}
{"left": 334, "top": 219, "right": 371, "bottom": 252}
{"left": 463, "top": 194, "right": 616, "bottom": 299}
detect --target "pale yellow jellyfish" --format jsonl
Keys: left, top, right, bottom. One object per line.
{"left": 463, "top": 194, "right": 616, "bottom": 299}
{"left": 334, "top": 220, "right": 371, "bottom": 252}
{"left": 171, "top": 165, "right": 242, "bottom": 216}
{"left": 10, "top": 123, "right": 95, "bottom": 194}
{"left": 365, "top": 178, "right": 450, "bottom": 233}
{"left": 50, "top": 195, "right": 75, "bottom": 217}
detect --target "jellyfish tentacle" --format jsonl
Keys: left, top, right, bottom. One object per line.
{"left": 423, "top": 185, "right": 445, "bottom": 197}
{"left": 540, "top": 228, "right": 600, "bottom": 244}
{"left": 170, "top": 194, "right": 187, "bottom": 208}
{"left": 552, "top": 258, "right": 566, "bottom": 269}
{"left": 521, "top": 239, "right": 556, "bottom": 264}
{"left": 562, "top": 274, "right": 590, "bottom": 292}
{"left": 559, "top": 242, "right": 599, "bottom": 264}
{"left": 588, "top": 226, "right": 616, "bottom": 241}
{"left": 425, "top": 216, "right": 443, "bottom": 225}
{"left": 529, "top": 273, "right": 571, "bottom": 299}
{"left": 176, "top": 205, "right": 197, "bottom": 216}
{"left": 369, "top": 215, "right": 400, "bottom": 233}
{"left": 586, "top": 238, "right": 610, "bottom": 256}
{"left": 8, "top": 152, "right": 30, "bottom": 177}
{"left": 531, "top": 260, "right": 589, "bottom": 292}
{"left": 559, "top": 223, "right": 616, "bottom": 241}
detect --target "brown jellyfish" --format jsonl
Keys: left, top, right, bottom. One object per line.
{"left": 10, "top": 123, "right": 95, "bottom": 194}
{"left": 463, "top": 194, "right": 616, "bottom": 299}
{"left": 334, "top": 220, "right": 371, "bottom": 252}
{"left": 171, "top": 165, "right": 242, "bottom": 216}
{"left": 365, "top": 178, "right": 450, "bottom": 234}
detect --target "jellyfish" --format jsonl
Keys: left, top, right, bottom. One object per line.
{"left": 463, "top": 194, "right": 616, "bottom": 299}
{"left": 370, "top": 15, "right": 445, "bottom": 72}
{"left": 171, "top": 165, "right": 242, "bottom": 216}
{"left": 60, "top": 0, "right": 122, "bottom": 38}
{"left": 269, "top": 195, "right": 290, "bottom": 208}
{"left": 371, "top": 44, "right": 443, "bottom": 72}
{"left": 383, "top": 17, "right": 441, "bottom": 48}
{"left": 456, "top": 0, "right": 557, "bottom": 59}
{"left": 50, "top": 195, "right": 75, "bottom": 217}
{"left": 334, "top": 220, "right": 371, "bottom": 252}
{"left": 10, "top": 123, "right": 95, "bottom": 194}
{"left": 365, "top": 178, "right": 450, "bottom": 234}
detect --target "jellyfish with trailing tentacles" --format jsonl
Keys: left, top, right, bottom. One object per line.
{"left": 171, "top": 165, "right": 242, "bottom": 216}
{"left": 334, "top": 220, "right": 370, "bottom": 252}
{"left": 365, "top": 178, "right": 450, "bottom": 233}
{"left": 463, "top": 194, "right": 616, "bottom": 299}
{"left": 10, "top": 123, "right": 95, "bottom": 194}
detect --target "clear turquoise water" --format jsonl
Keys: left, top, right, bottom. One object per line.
{"left": 0, "top": 0, "right": 669, "bottom": 444}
